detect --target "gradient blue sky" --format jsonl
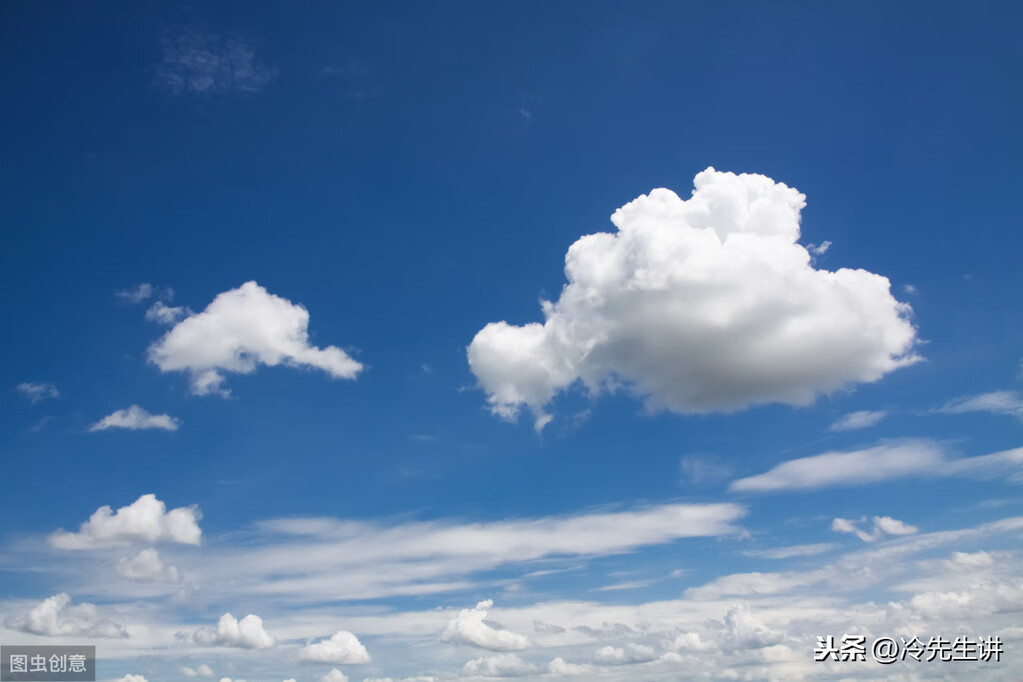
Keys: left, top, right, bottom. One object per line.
{"left": 1, "top": 2, "right": 1021, "bottom": 681}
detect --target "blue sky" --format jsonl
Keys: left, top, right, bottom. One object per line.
{"left": 1, "top": 2, "right": 1022, "bottom": 681}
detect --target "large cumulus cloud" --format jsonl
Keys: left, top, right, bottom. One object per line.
{"left": 468, "top": 168, "right": 919, "bottom": 429}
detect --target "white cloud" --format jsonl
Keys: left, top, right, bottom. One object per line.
{"left": 117, "top": 676, "right": 147, "bottom": 682}
{"left": 547, "top": 657, "right": 592, "bottom": 676}
{"left": 832, "top": 515, "right": 918, "bottom": 543}
{"left": 460, "top": 653, "right": 536, "bottom": 677}
{"left": 441, "top": 599, "right": 530, "bottom": 651}
{"left": 116, "top": 283, "right": 155, "bottom": 303}
{"left": 299, "top": 629, "right": 371, "bottom": 664}
{"left": 729, "top": 440, "right": 946, "bottom": 492}
{"left": 192, "top": 613, "right": 275, "bottom": 650}
{"left": 731, "top": 441, "right": 1023, "bottom": 493}
{"left": 180, "top": 664, "right": 214, "bottom": 677}
{"left": 147, "top": 281, "right": 362, "bottom": 396}
{"left": 116, "top": 548, "right": 181, "bottom": 583}
{"left": 16, "top": 382, "right": 59, "bottom": 403}
{"left": 937, "top": 391, "right": 1023, "bottom": 420}
{"left": 50, "top": 494, "right": 201, "bottom": 549}
{"left": 742, "top": 543, "right": 837, "bottom": 559}
{"left": 146, "top": 301, "right": 191, "bottom": 325}
{"left": 808, "top": 240, "right": 831, "bottom": 255}
{"left": 319, "top": 670, "right": 348, "bottom": 682}
{"left": 468, "top": 168, "right": 918, "bottom": 428}
{"left": 363, "top": 678, "right": 436, "bottom": 682}
{"left": 156, "top": 31, "right": 276, "bottom": 96}
{"left": 593, "top": 643, "right": 658, "bottom": 664}
{"left": 5, "top": 593, "right": 127, "bottom": 638}
{"left": 872, "top": 515, "right": 919, "bottom": 536}
{"left": 828, "top": 409, "right": 887, "bottom": 431}
{"left": 89, "top": 405, "right": 180, "bottom": 432}
{"left": 203, "top": 503, "right": 743, "bottom": 603}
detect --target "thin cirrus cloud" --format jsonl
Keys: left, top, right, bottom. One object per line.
{"left": 155, "top": 31, "right": 276, "bottom": 96}
{"left": 147, "top": 281, "right": 363, "bottom": 397}
{"left": 935, "top": 391, "right": 1023, "bottom": 420}
{"left": 89, "top": 405, "right": 180, "bottom": 432}
{"left": 179, "top": 502, "right": 745, "bottom": 604}
{"left": 828, "top": 410, "right": 888, "bottom": 432}
{"left": 467, "top": 168, "right": 920, "bottom": 430}
{"left": 16, "top": 381, "right": 59, "bottom": 403}
{"left": 49, "top": 494, "right": 202, "bottom": 550}
{"left": 729, "top": 440, "right": 1023, "bottom": 493}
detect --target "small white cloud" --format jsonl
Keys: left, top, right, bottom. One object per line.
{"left": 460, "top": 653, "right": 536, "bottom": 677}
{"left": 117, "top": 548, "right": 181, "bottom": 582}
{"left": 832, "top": 515, "right": 918, "bottom": 542}
{"left": 903, "top": 284, "right": 918, "bottom": 295}
{"left": 117, "top": 676, "right": 148, "bottom": 682}
{"left": 936, "top": 391, "right": 1023, "bottom": 420}
{"left": 147, "top": 281, "right": 362, "bottom": 396}
{"left": 299, "top": 630, "right": 371, "bottom": 664}
{"left": 116, "top": 283, "right": 155, "bottom": 303}
{"left": 808, "top": 240, "right": 831, "bottom": 255}
{"left": 468, "top": 168, "right": 919, "bottom": 428}
{"left": 16, "top": 382, "right": 59, "bottom": 403}
{"left": 441, "top": 599, "right": 530, "bottom": 651}
{"left": 319, "top": 670, "right": 348, "bottom": 682}
{"left": 89, "top": 405, "right": 180, "bottom": 432}
{"left": 547, "top": 657, "right": 592, "bottom": 676}
{"left": 50, "top": 494, "right": 201, "bottom": 549}
{"left": 828, "top": 410, "right": 887, "bottom": 431}
{"left": 671, "top": 632, "right": 713, "bottom": 651}
{"left": 5, "top": 593, "right": 128, "bottom": 638}
{"left": 180, "top": 664, "right": 214, "bottom": 677}
{"left": 192, "top": 613, "right": 275, "bottom": 650}
{"left": 593, "top": 643, "right": 657, "bottom": 665}
{"left": 146, "top": 301, "right": 192, "bottom": 325}
{"left": 157, "top": 31, "right": 276, "bottom": 96}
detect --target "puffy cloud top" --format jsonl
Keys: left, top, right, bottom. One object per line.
{"left": 50, "top": 494, "right": 201, "bottom": 549}
{"left": 468, "top": 168, "right": 919, "bottom": 428}
{"left": 441, "top": 599, "right": 530, "bottom": 651}
{"left": 193, "top": 613, "right": 275, "bottom": 650}
{"left": 299, "top": 630, "right": 371, "bottom": 664}
{"left": 148, "top": 281, "right": 362, "bottom": 396}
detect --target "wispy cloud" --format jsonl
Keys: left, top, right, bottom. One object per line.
{"left": 156, "top": 31, "right": 276, "bottom": 96}
{"left": 742, "top": 543, "right": 837, "bottom": 560}
{"left": 729, "top": 440, "right": 1023, "bottom": 493}
{"left": 16, "top": 381, "right": 59, "bottom": 403}
{"left": 828, "top": 409, "right": 887, "bottom": 431}
{"left": 935, "top": 391, "right": 1023, "bottom": 420}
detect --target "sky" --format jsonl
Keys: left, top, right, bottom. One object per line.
{"left": 1, "top": 2, "right": 1022, "bottom": 681}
